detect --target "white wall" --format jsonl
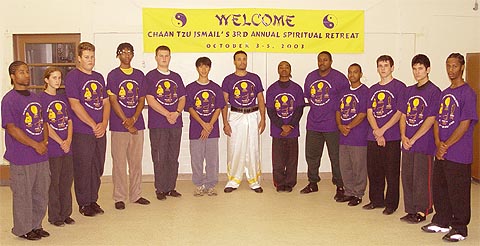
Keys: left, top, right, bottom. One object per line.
{"left": 1, "top": 0, "right": 479, "bottom": 176}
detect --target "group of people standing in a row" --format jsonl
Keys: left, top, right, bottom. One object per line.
{"left": 2, "top": 41, "right": 477, "bottom": 244}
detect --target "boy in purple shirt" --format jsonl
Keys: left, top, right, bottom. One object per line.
{"left": 65, "top": 42, "right": 110, "bottom": 217}
{"left": 39, "top": 67, "right": 75, "bottom": 227}
{"left": 301, "top": 51, "right": 350, "bottom": 200}
{"left": 186, "top": 57, "right": 226, "bottom": 196}
{"left": 336, "top": 63, "right": 369, "bottom": 206}
{"left": 399, "top": 54, "right": 441, "bottom": 224}
{"left": 421, "top": 53, "right": 478, "bottom": 243}
{"left": 364, "top": 55, "right": 406, "bottom": 215}
{"left": 107, "top": 43, "right": 150, "bottom": 210}
{"left": 2, "top": 61, "right": 50, "bottom": 240}
{"left": 266, "top": 61, "right": 304, "bottom": 192}
{"left": 146, "top": 45, "right": 186, "bottom": 200}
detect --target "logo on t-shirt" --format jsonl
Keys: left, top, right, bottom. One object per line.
{"left": 340, "top": 93, "right": 360, "bottom": 121}
{"left": 232, "top": 80, "right": 256, "bottom": 106}
{"left": 155, "top": 79, "right": 179, "bottom": 106}
{"left": 406, "top": 96, "right": 428, "bottom": 127}
{"left": 118, "top": 80, "right": 140, "bottom": 109}
{"left": 438, "top": 94, "right": 458, "bottom": 128}
{"left": 193, "top": 89, "right": 217, "bottom": 117}
{"left": 82, "top": 80, "right": 104, "bottom": 110}
{"left": 23, "top": 102, "right": 43, "bottom": 136}
{"left": 274, "top": 93, "right": 296, "bottom": 119}
{"left": 309, "top": 80, "right": 332, "bottom": 106}
{"left": 47, "top": 100, "right": 69, "bottom": 131}
{"left": 371, "top": 89, "right": 394, "bottom": 118}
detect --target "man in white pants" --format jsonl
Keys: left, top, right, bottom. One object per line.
{"left": 221, "top": 51, "right": 266, "bottom": 193}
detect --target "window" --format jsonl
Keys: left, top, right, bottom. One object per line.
{"left": 13, "top": 33, "right": 80, "bottom": 92}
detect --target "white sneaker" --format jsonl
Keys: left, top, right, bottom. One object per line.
{"left": 442, "top": 229, "right": 467, "bottom": 242}
{"left": 207, "top": 188, "right": 217, "bottom": 196}
{"left": 421, "top": 223, "right": 450, "bottom": 233}
{"left": 193, "top": 186, "right": 205, "bottom": 197}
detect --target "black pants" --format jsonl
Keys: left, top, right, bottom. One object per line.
{"left": 149, "top": 128, "right": 182, "bottom": 194}
{"left": 48, "top": 155, "right": 73, "bottom": 223}
{"left": 366, "top": 140, "right": 400, "bottom": 210}
{"left": 272, "top": 137, "right": 299, "bottom": 188}
{"left": 72, "top": 133, "right": 106, "bottom": 207}
{"left": 305, "top": 130, "right": 343, "bottom": 186}
{"left": 401, "top": 151, "right": 433, "bottom": 215}
{"left": 431, "top": 159, "right": 471, "bottom": 236}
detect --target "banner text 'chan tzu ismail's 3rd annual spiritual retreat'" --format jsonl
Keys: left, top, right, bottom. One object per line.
{"left": 143, "top": 8, "right": 364, "bottom": 53}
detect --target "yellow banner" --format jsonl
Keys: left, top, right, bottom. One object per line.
{"left": 143, "top": 8, "right": 364, "bottom": 53}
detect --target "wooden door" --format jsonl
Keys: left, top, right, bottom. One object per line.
{"left": 466, "top": 53, "right": 480, "bottom": 181}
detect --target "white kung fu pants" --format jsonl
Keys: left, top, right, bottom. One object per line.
{"left": 225, "top": 111, "right": 262, "bottom": 189}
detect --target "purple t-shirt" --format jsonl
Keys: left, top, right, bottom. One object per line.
{"left": 304, "top": 68, "right": 349, "bottom": 132}
{"left": 65, "top": 69, "right": 107, "bottom": 135}
{"left": 1, "top": 90, "right": 48, "bottom": 165}
{"left": 266, "top": 80, "right": 305, "bottom": 138}
{"left": 338, "top": 84, "right": 369, "bottom": 146}
{"left": 38, "top": 92, "right": 72, "bottom": 158}
{"left": 437, "top": 83, "right": 478, "bottom": 164}
{"left": 367, "top": 78, "right": 406, "bottom": 141}
{"left": 222, "top": 72, "right": 264, "bottom": 108}
{"left": 107, "top": 67, "right": 146, "bottom": 132}
{"left": 400, "top": 81, "right": 441, "bottom": 155}
{"left": 185, "top": 81, "right": 226, "bottom": 140}
{"left": 146, "top": 69, "right": 186, "bottom": 129}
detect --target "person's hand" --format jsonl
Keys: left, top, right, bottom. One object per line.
{"left": 122, "top": 117, "right": 135, "bottom": 129}
{"left": 338, "top": 124, "right": 350, "bottom": 136}
{"left": 202, "top": 122, "right": 213, "bottom": 134}
{"left": 223, "top": 123, "right": 232, "bottom": 137}
{"left": 258, "top": 119, "right": 266, "bottom": 134}
{"left": 94, "top": 122, "right": 107, "bottom": 138}
{"left": 60, "top": 138, "right": 72, "bottom": 153}
{"left": 435, "top": 142, "right": 448, "bottom": 160}
{"left": 280, "top": 125, "right": 293, "bottom": 137}
{"left": 33, "top": 141, "right": 48, "bottom": 155}
{"left": 128, "top": 126, "right": 139, "bottom": 135}
{"left": 166, "top": 111, "right": 179, "bottom": 125}
{"left": 199, "top": 129, "right": 210, "bottom": 140}
{"left": 373, "top": 127, "right": 385, "bottom": 139}
{"left": 376, "top": 136, "right": 386, "bottom": 147}
{"left": 401, "top": 136, "right": 411, "bottom": 150}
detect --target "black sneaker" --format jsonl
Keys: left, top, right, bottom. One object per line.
{"left": 334, "top": 186, "right": 345, "bottom": 201}
{"left": 336, "top": 195, "right": 354, "bottom": 203}
{"left": 135, "top": 197, "right": 151, "bottom": 205}
{"left": 284, "top": 186, "right": 293, "bottom": 193}
{"left": 91, "top": 202, "right": 104, "bottom": 214}
{"left": 400, "top": 213, "right": 415, "bottom": 222}
{"left": 442, "top": 229, "right": 466, "bottom": 242}
{"left": 51, "top": 221, "right": 65, "bottom": 227}
{"left": 276, "top": 186, "right": 286, "bottom": 192}
{"left": 348, "top": 197, "right": 362, "bottom": 206}
{"left": 33, "top": 228, "right": 50, "bottom": 237}
{"left": 407, "top": 213, "right": 426, "bottom": 224}
{"left": 19, "top": 231, "right": 41, "bottom": 240}
{"left": 166, "top": 190, "right": 182, "bottom": 197}
{"left": 224, "top": 187, "right": 237, "bottom": 193}
{"left": 64, "top": 217, "right": 75, "bottom": 225}
{"left": 252, "top": 187, "right": 263, "bottom": 193}
{"left": 300, "top": 182, "right": 318, "bottom": 194}
{"left": 79, "top": 205, "right": 95, "bottom": 217}
{"left": 156, "top": 192, "right": 167, "bottom": 200}
{"left": 115, "top": 201, "right": 125, "bottom": 210}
